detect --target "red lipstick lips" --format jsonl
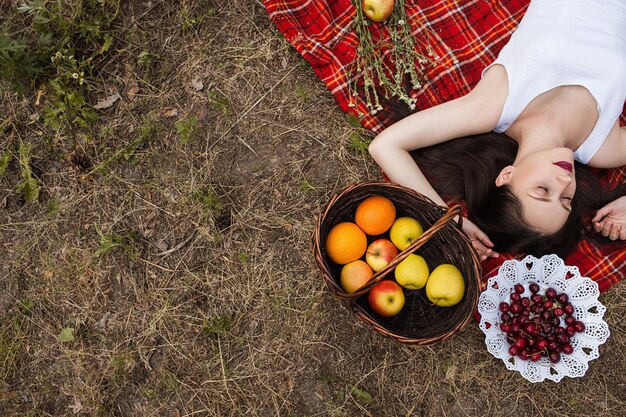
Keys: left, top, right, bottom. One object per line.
{"left": 553, "top": 161, "right": 573, "bottom": 172}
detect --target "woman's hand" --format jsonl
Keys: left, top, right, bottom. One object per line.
{"left": 459, "top": 217, "right": 499, "bottom": 261}
{"left": 592, "top": 196, "right": 626, "bottom": 241}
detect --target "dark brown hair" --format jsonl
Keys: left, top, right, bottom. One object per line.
{"left": 410, "top": 132, "right": 626, "bottom": 257}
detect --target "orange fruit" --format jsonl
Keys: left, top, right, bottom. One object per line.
{"left": 355, "top": 195, "right": 396, "bottom": 235}
{"left": 325, "top": 222, "right": 367, "bottom": 265}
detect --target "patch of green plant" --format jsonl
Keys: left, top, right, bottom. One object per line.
{"left": 94, "top": 224, "right": 137, "bottom": 259}
{"left": 299, "top": 179, "right": 316, "bottom": 192}
{"left": 318, "top": 375, "right": 374, "bottom": 405}
{"left": 175, "top": 115, "right": 200, "bottom": 145}
{"left": 0, "top": 150, "right": 11, "bottom": 177}
{"left": 16, "top": 143, "right": 41, "bottom": 203}
{"left": 137, "top": 50, "right": 156, "bottom": 68}
{"left": 57, "top": 327, "right": 75, "bottom": 343}
{"left": 180, "top": 7, "right": 206, "bottom": 31}
{"left": 47, "top": 196, "right": 60, "bottom": 215}
{"left": 2, "top": 0, "right": 119, "bottom": 93}
{"left": 208, "top": 91, "right": 230, "bottom": 115}
{"left": 201, "top": 315, "right": 233, "bottom": 338}
{"left": 17, "top": 299, "right": 35, "bottom": 317}
{"left": 192, "top": 189, "right": 223, "bottom": 214}
{"left": 348, "top": 131, "right": 371, "bottom": 154}
{"left": 294, "top": 85, "right": 310, "bottom": 101}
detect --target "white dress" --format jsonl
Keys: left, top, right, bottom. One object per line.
{"left": 482, "top": 0, "right": 626, "bottom": 164}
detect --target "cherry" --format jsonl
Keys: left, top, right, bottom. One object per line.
{"left": 541, "top": 310, "right": 552, "bottom": 321}
{"left": 549, "top": 351, "right": 561, "bottom": 363}
{"left": 519, "top": 349, "right": 530, "bottom": 361}
{"left": 510, "top": 323, "right": 522, "bottom": 333}
{"left": 514, "top": 337, "right": 527, "bottom": 349}
{"left": 529, "top": 283, "right": 540, "bottom": 294}
{"left": 530, "top": 352, "right": 542, "bottom": 362}
{"left": 510, "top": 292, "right": 521, "bottom": 302}
{"left": 553, "top": 308, "right": 564, "bottom": 317}
{"left": 531, "top": 294, "right": 543, "bottom": 304}
{"left": 510, "top": 303, "right": 522, "bottom": 314}
{"left": 557, "top": 293, "right": 569, "bottom": 305}
{"left": 500, "top": 323, "right": 511, "bottom": 332}
{"left": 543, "top": 323, "right": 554, "bottom": 334}
{"left": 552, "top": 317, "right": 561, "bottom": 327}
{"left": 565, "top": 316, "right": 576, "bottom": 326}
{"left": 524, "top": 323, "right": 536, "bottom": 334}
{"left": 566, "top": 326, "right": 576, "bottom": 337}
{"left": 501, "top": 312, "right": 511, "bottom": 323}
{"left": 509, "top": 345, "right": 520, "bottom": 356}
{"left": 536, "top": 338, "right": 548, "bottom": 351}
{"left": 574, "top": 321, "right": 585, "bottom": 333}
{"left": 545, "top": 288, "right": 558, "bottom": 299}
{"left": 564, "top": 304, "right": 575, "bottom": 316}
{"left": 561, "top": 344, "right": 574, "bottom": 355}
{"left": 543, "top": 300, "right": 554, "bottom": 310}
{"left": 499, "top": 302, "right": 510, "bottom": 313}
{"left": 547, "top": 341, "right": 559, "bottom": 351}
{"left": 556, "top": 333, "right": 569, "bottom": 345}
{"left": 521, "top": 297, "right": 531, "bottom": 308}
{"left": 514, "top": 283, "right": 525, "bottom": 294}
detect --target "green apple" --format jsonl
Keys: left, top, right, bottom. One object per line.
{"left": 425, "top": 264, "right": 465, "bottom": 307}
{"left": 394, "top": 254, "right": 429, "bottom": 290}
{"left": 389, "top": 217, "right": 423, "bottom": 251}
{"left": 368, "top": 280, "right": 405, "bottom": 317}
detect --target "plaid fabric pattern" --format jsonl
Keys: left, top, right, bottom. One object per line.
{"left": 265, "top": 0, "right": 626, "bottom": 291}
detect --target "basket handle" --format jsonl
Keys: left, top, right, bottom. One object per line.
{"left": 347, "top": 204, "right": 463, "bottom": 299}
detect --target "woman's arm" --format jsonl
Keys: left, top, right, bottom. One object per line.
{"left": 368, "top": 65, "right": 509, "bottom": 259}
{"left": 368, "top": 65, "right": 509, "bottom": 205}
{"left": 587, "top": 121, "right": 626, "bottom": 168}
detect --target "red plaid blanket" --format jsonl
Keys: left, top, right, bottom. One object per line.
{"left": 265, "top": 0, "right": 626, "bottom": 291}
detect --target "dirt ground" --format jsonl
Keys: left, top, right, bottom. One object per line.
{"left": 1, "top": 0, "right": 625, "bottom": 416}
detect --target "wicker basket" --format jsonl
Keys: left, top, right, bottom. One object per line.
{"left": 312, "top": 181, "right": 481, "bottom": 345}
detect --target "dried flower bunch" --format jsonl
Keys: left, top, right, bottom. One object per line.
{"left": 349, "top": 0, "right": 451, "bottom": 115}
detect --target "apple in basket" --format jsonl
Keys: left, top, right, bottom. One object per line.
{"left": 368, "top": 280, "right": 405, "bottom": 317}
{"left": 365, "top": 239, "right": 398, "bottom": 272}
{"left": 361, "top": 0, "right": 395, "bottom": 23}
{"left": 389, "top": 217, "right": 424, "bottom": 251}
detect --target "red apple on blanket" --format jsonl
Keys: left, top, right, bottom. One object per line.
{"left": 361, "top": 0, "right": 395, "bottom": 23}
{"left": 368, "top": 280, "right": 405, "bottom": 317}
{"left": 365, "top": 239, "right": 398, "bottom": 272}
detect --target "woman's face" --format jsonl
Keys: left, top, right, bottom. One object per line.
{"left": 496, "top": 147, "right": 577, "bottom": 234}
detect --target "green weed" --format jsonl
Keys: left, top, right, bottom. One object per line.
{"left": 16, "top": 143, "right": 41, "bottom": 203}
{"left": 208, "top": 91, "right": 230, "bottom": 115}
{"left": 192, "top": 189, "right": 223, "bottom": 214}
{"left": 348, "top": 131, "right": 371, "bottom": 154}
{"left": 202, "top": 315, "right": 233, "bottom": 338}
{"left": 299, "top": 179, "right": 316, "bottom": 192}
{"left": 294, "top": 85, "right": 310, "bottom": 101}
{"left": 175, "top": 115, "right": 200, "bottom": 145}
{"left": 0, "top": 149, "right": 10, "bottom": 176}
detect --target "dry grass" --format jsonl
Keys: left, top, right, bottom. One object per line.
{"left": 1, "top": 1, "right": 625, "bottom": 416}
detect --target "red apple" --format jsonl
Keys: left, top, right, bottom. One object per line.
{"left": 365, "top": 238, "right": 398, "bottom": 272}
{"left": 361, "top": 0, "right": 395, "bottom": 23}
{"left": 340, "top": 260, "right": 373, "bottom": 293}
{"left": 368, "top": 280, "right": 405, "bottom": 317}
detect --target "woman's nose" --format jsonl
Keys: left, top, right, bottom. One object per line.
{"left": 557, "top": 173, "right": 573, "bottom": 184}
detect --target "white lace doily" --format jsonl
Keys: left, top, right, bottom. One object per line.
{"left": 478, "top": 254, "right": 610, "bottom": 383}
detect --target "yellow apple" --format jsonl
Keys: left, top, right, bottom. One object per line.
{"left": 365, "top": 238, "right": 398, "bottom": 272}
{"left": 340, "top": 260, "right": 373, "bottom": 293}
{"left": 394, "top": 254, "right": 429, "bottom": 290}
{"left": 425, "top": 264, "right": 465, "bottom": 307}
{"left": 361, "top": 0, "right": 394, "bottom": 23}
{"left": 368, "top": 280, "right": 405, "bottom": 317}
{"left": 389, "top": 217, "right": 423, "bottom": 251}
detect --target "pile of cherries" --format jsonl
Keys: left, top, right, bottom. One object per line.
{"left": 499, "top": 282, "right": 585, "bottom": 364}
